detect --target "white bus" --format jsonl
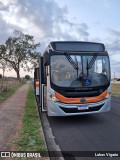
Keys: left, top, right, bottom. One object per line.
{"left": 35, "top": 41, "right": 111, "bottom": 116}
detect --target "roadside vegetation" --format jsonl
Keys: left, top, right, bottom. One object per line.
{"left": 0, "top": 30, "right": 39, "bottom": 80}
{"left": 13, "top": 85, "right": 46, "bottom": 154}
{"left": 0, "top": 80, "right": 25, "bottom": 103}
{"left": 111, "top": 83, "right": 120, "bottom": 97}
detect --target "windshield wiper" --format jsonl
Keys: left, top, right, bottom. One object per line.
{"left": 86, "top": 54, "right": 98, "bottom": 77}
{"left": 64, "top": 52, "right": 79, "bottom": 77}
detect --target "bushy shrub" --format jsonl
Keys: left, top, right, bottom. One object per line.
{"left": 25, "top": 75, "right": 30, "bottom": 80}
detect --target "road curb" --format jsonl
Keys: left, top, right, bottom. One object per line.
{"left": 40, "top": 112, "right": 64, "bottom": 160}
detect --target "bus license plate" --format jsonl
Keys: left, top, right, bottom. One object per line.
{"left": 78, "top": 105, "right": 89, "bottom": 110}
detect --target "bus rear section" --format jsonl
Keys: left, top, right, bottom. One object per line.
{"left": 34, "top": 67, "right": 39, "bottom": 98}
{"left": 38, "top": 41, "right": 111, "bottom": 116}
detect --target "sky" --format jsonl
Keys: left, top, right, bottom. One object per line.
{"left": 0, "top": 0, "right": 120, "bottom": 78}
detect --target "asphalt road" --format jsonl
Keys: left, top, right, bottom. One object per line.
{"left": 47, "top": 96, "right": 120, "bottom": 160}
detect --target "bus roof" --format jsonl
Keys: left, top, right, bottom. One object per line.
{"left": 43, "top": 41, "right": 108, "bottom": 66}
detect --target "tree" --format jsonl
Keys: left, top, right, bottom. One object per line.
{"left": 0, "top": 59, "right": 10, "bottom": 78}
{"left": 0, "top": 30, "right": 40, "bottom": 79}
{"left": 25, "top": 75, "right": 30, "bottom": 80}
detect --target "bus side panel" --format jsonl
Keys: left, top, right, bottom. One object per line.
{"left": 34, "top": 68, "right": 39, "bottom": 96}
{"left": 35, "top": 80, "right": 39, "bottom": 96}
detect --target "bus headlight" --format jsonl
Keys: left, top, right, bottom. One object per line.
{"left": 50, "top": 94, "right": 59, "bottom": 102}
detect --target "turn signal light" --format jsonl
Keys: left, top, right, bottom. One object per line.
{"left": 50, "top": 94, "right": 57, "bottom": 102}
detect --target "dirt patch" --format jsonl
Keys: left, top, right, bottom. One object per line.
{"left": 0, "top": 84, "right": 29, "bottom": 153}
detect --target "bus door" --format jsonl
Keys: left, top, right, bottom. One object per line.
{"left": 39, "top": 56, "right": 47, "bottom": 112}
{"left": 42, "top": 84, "right": 47, "bottom": 111}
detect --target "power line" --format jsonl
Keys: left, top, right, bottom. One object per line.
{"left": 106, "top": 40, "right": 120, "bottom": 48}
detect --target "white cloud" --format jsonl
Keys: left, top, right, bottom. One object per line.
{"left": 0, "top": 0, "right": 90, "bottom": 44}
{"left": 0, "top": 0, "right": 120, "bottom": 77}
{"left": 107, "top": 28, "right": 120, "bottom": 38}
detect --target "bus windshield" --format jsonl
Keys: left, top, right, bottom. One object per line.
{"left": 50, "top": 54, "right": 110, "bottom": 88}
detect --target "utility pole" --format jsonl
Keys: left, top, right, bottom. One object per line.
{"left": 114, "top": 72, "right": 115, "bottom": 79}
{"left": 113, "top": 72, "right": 116, "bottom": 84}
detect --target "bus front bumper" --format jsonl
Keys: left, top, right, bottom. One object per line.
{"left": 47, "top": 97, "right": 111, "bottom": 116}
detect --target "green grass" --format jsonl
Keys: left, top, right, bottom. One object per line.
{"left": 111, "top": 84, "right": 120, "bottom": 91}
{"left": 13, "top": 85, "right": 46, "bottom": 153}
{"left": 111, "top": 84, "right": 120, "bottom": 97}
{"left": 0, "top": 82, "right": 25, "bottom": 103}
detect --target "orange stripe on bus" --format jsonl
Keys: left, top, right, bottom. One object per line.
{"left": 55, "top": 90, "right": 107, "bottom": 104}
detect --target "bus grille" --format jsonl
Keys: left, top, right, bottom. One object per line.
{"left": 60, "top": 104, "right": 104, "bottom": 113}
